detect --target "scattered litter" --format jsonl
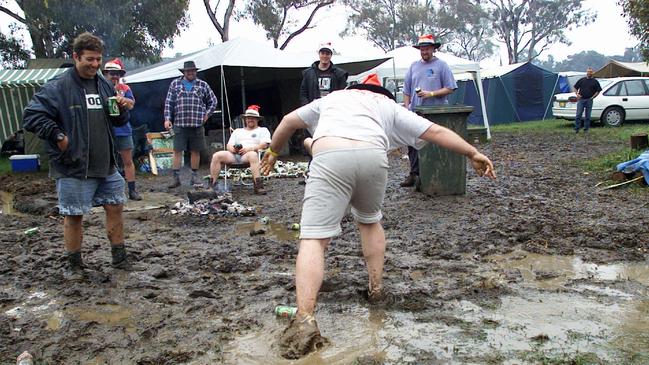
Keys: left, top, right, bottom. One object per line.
{"left": 23, "top": 227, "right": 38, "bottom": 236}
{"left": 275, "top": 305, "right": 297, "bottom": 318}
{"left": 16, "top": 351, "right": 33, "bottom": 365}
{"left": 221, "top": 160, "right": 308, "bottom": 180}
{"left": 290, "top": 223, "right": 300, "bottom": 231}
{"left": 260, "top": 216, "right": 270, "bottom": 224}
{"left": 168, "top": 195, "right": 256, "bottom": 217}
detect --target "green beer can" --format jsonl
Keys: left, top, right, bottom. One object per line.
{"left": 107, "top": 96, "right": 120, "bottom": 116}
{"left": 275, "top": 305, "right": 297, "bottom": 318}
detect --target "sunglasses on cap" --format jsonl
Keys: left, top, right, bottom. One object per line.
{"left": 104, "top": 70, "right": 123, "bottom": 77}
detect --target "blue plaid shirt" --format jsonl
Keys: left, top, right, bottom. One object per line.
{"left": 164, "top": 77, "right": 218, "bottom": 128}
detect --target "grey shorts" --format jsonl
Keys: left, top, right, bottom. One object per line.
{"left": 173, "top": 126, "right": 206, "bottom": 151}
{"left": 114, "top": 135, "right": 133, "bottom": 151}
{"left": 300, "top": 147, "right": 388, "bottom": 239}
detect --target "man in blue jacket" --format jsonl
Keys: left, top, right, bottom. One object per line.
{"left": 23, "top": 32, "right": 133, "bottom": 280}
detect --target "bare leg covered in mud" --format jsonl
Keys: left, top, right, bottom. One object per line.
{"left": 358, "top": 222, "right": 388, "bottom": 302}
{"left": 279, "top": 238, "right": 329, "bottom": 359}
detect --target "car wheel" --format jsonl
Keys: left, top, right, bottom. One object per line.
{"left": 602, "top": 106, "right": 625, "bottom": 127}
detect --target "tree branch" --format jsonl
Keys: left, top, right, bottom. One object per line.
{"left": 280, "top": 0, "right": 334, "bottom": 50}
{"left": 0, "top": 5, "right": 26, "bottom": 24}
{"left": 203, "top": 0, "right": 225, "bottom": 35}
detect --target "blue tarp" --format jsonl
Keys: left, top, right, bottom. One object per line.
{"left": 616, "top": 150, "right": 649, "bottom": 184}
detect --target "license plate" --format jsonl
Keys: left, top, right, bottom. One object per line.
{"left": 559, "top": 101, "right": 566, "bottom": 107}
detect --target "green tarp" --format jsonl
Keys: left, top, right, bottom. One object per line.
{"left": 0, "top": 68, "right": 67, "bottom": 149}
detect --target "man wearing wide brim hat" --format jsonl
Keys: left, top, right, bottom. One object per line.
{"left": 209, "top": 105, "right": 271, "bottom": 195}
{"left": 163, "top": 60, "right": 218, "bottom": 188}
{"left": 260, "top": 73, "right": 495, "bottom": 359}
{"left": 400, "top": 34, "right": 458, "bottom": 188}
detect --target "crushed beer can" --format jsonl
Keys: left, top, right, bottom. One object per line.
{"left": 275, "top": 305, "right": 297, "bottom": 318}
{"left": 24, "top": 228, "right": 39, "bottom": 236}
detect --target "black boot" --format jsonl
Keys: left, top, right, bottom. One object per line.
{"left": 64, "top": 251, "right": 85, "bottom": 281}
{"left": 111, "top": 244, "right": 132, "bottom": 270}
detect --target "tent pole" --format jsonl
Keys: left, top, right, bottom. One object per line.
{"left": 221, "top": 65, "right": 229, "bottom": 190}
{"left": 240, "top": 66, "right": 246, "bottom": 111}
{"left": 474, "top": 69, "right": 491, "bottom": 140}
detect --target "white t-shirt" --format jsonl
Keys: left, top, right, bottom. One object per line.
{"left": 228, "top": 126, "right": 271, "bottom": 148}
{"left": 296, "top": 89, "right": 432, "bottom": 150}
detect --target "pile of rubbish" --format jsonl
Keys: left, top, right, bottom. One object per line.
{"left": 220, "top": 160, "right": 308, "bottom": 179}
{"left": 168, "top": 194, "right": 256, "bottom": 217}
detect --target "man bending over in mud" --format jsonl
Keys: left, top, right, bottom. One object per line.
{"left": 261, "top": 73, "right": 496, "bottom": 359}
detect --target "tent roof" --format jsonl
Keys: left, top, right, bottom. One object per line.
{"left": 0, "top": 68, "right": 67, "bottom": 87}
{"left": 593, "top": 60, "right": 649, "bottom": 78}
{"left": 125, "top": 38, "right": 390, "bottom": 84}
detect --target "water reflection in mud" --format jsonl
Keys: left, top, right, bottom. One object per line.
{"left": 235, "top": 221, "right": 300, "bottom": 241}
{"left": 489, "top": 250, "right": 649, "bottom": 289}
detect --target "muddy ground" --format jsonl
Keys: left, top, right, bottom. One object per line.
{"left": 1, "top": 128, "right": 648, "bottom": 364}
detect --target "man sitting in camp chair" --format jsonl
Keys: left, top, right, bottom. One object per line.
{"left": 209, "top": 105, "right": 270, "bottom": 195}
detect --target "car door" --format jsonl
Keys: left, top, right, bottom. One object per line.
{"left": 621, "top": 79, "right": 649, "bottom": 120}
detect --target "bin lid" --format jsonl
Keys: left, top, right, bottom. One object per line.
{"left": 414, "top": 105, "right": 474, "bottom": 114}
{"left": 9, "top": 154, "right": 39, "bottom": 160}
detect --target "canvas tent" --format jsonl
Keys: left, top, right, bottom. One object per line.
{"left": 125, "top": 38, "right": 390, "bottom": 134}
{"left": 557, "top": 71, "right": 585, "bottom": 93}
{"left": 348, "top": 46, "right": 491, "bottom": 139}
{"left": 0, "top": 68, "right": 67, "bottom": 152}
{"left": 593, "top": 60, "right": 649, "bottom": 78}
{"left": 451, "top": 62, "right": 559, "bottom": 125}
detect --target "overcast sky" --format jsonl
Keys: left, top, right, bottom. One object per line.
{"left": 0, "top": 0, "right": 639, "bottom": 68}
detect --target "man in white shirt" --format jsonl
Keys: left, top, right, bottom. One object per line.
{"left": 209, "top": 105, "right": 271, "bottom": 194}
{"left": 261, "top": 74, "right": 496, "bottom": 359}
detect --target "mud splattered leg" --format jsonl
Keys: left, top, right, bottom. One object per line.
{"left": 358, "top": 222, "right": 386, "bottom": 299}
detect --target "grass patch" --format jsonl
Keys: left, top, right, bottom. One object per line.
{"left": 0, "top": 156, "right": 11, "bottom": 175}
{"left": 490, "top": 119, "right": 572, "bottom": 133}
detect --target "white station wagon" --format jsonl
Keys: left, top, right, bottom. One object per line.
{"left": 552, "top": 77, "right": 649, "bottom": 126}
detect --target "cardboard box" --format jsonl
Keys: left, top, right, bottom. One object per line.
{"left": 9, "top": 154, "right": 40, "bottom": 172}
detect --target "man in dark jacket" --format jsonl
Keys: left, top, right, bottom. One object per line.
{"left": 299, "top": 42, "right": 348, "bottom": 106}
{"left": 23, "top": 32, "right": 133, "bottom": 281}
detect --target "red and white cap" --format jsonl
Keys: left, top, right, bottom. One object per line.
{"left": 242, "top": 105, "right": 262, "bottom": 118}
{"left": 413, "top": 34, "right": 441, "bottom": 49}
{"left": 103, "top": 58, "right": 126, "bottom": 75}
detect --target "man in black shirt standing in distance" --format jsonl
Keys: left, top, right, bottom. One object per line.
{"left": 574, "top": 67, "right": 602, "bottom": 133}
{"left": 298, "top": 42, "right": 348, "bottom": 156}
{"left": 299, "top": 42, "right": 348, "bottom": 105}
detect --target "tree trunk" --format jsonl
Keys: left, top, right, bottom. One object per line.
{"left": 630, "top": 133, "right": 648, "bottom": 150}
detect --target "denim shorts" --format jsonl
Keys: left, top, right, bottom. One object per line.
{"left": 173, "top": 126, "right": 206, "bottom": 151}
{"left": 300, "top": 147, "right": 388, "bottom": 239}
{"left": 56, "top": 171, "right": 126, "bottom": 215}
{"left": 114, "top": 135, "right": 134, "bottom": 151}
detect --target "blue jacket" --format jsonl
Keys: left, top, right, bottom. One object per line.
{"left": 23, "top": 67, "right": 129, "bottom": 178}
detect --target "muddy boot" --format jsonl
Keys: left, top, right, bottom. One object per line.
{"left": 399, "top": 173, "right": 417, "bottom": 187}
{"left": 63, "top": 251, "right": 85, "bottom": 281}
{"left": 253, "top": 177, "right": 267, "bottom": 195}
{"left": 189, "top": 171, "right": 200, "bottom": 187}
{"left": 278, "top": 314, "right": 328, "bottom": 359}
{"left": 128, "top": 189, "right": 142, "bottom": 201}
{"left": 111, "top": 244, "right": 133, "bottom": 270}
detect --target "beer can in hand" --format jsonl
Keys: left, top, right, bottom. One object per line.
{"left": 108, "top": 96, "right": 120, "bottom": 117}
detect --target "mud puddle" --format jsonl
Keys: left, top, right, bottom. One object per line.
{"left": 235, "top": 221, "right": 300, "bottom": 241}
{"left": 223, "top": 295, "right": 649, "bottom": 363}
{"left": 489, "top": 250, "right": 649, "bottom": 289}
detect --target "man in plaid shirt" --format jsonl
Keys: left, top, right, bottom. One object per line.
{"left": 164, "top": 60, "right": 218, "bottom": 188}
